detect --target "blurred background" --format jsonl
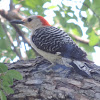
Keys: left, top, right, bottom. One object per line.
{"left": 0, "top": 0, "right": 100, "bottom": 65}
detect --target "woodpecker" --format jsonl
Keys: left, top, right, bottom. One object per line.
{"left": 10, "top": 15, "right": 94, "bottom": 77}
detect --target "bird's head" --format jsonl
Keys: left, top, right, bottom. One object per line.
{"left": 10, "top": 15, "right": 51, "bottom": 30}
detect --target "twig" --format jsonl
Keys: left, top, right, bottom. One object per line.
{"left": 0, "top": 9, "right": 32, "bottom": 48}
{"left": 0, "top": 8, "right": 38, "bottom": 55}
{"left": 9, "top": 0, "right": 14, "bottom": 11}
{"left": 1, "top": 23, "right": 24, "bottom": 60}
{"left": 69, "top": 33, "right": 89, "bottom": 44}
{"left": 15, "top": 5, "right": 22, "bottom": 12}
{"left": 7, "top": 32, "right": 24, "bottom": 60}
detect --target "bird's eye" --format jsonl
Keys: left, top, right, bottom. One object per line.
{"left": 28, "top": 18, "right": 32, "bottom": 22}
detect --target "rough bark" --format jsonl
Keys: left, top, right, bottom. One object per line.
{"left": 6, "top": 57, "right": 100, "bottom": 100}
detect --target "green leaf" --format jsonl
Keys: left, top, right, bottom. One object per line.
{"left": 78, "top": 42, "right": 94, "bottom": 61}
{"left": 2, "top": 81, "right": 10, "bottom": 87}
{"left": 72, "top": 25, "right": 82, "bottom": 36}
{"left": 89, "top": 31, "right": 99, "bottom": 46}
{"left": 86, "top": 27, "right": 92, "bottom": 34}
{"left": 6, "top": 70, "right": 23, "bottom": 80}
{"left": 91, "top": 0, "right": 100, "bottom": 16}
{"left": 26, "top": 49, "right": 36, "bottom": 59}
{"left": 0, "top": 63, "right": 8, "bottom": 73}
{"left": 13, "top": 0, "right": 19, "bottom": 3}
{"left": 2, "top": 86, "right": 14, "bottom": 94}
{"left": 79, "top": 43, "right": 95, "bottom": 53}
{"left": 0, "top": 90, "right": 7, "bottom": 100}
{"left": 0, "top": 21, "right": 5, "bottom": 38}
{"left": 89, "top": 35, "right": 99, "bottom": 46}
{"left": 72, "top": 28, "right": 80, "bottom": 36}
{"left": 48, "top": 5, "right": 57, "bottom": 9}
{"left": 0, "top": 38, "right": 9, "bottom": 49}
{"left": 72, "top": 15, "right": 77, "bottom": 20}
{"left": 13, "top": 0, "right": 50, "bottom": 16}
{"left": 0, "top": 21, "right": 11, "bottom": 50}
{"left": 81, "top": 0, "right": 91, "bottom": 11}
{"left": 86, "top": 10, "right": 92, "bottom": 23}
{"left": 67, "top": 23, "right": 82, "bottom": 36}
{"left": 89, "top": 16, "right": 96, "bottom": 26}
{"left": 81, "top": 5, "right": 88, "bottom": 11}
{"left": 54, "top": 11, "right": 67, "bottom": 28}
{"left": 1, "top": 74, "right": 13, "bottom": 86}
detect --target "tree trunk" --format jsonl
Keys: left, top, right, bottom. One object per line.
{"left": 6, "top": 57, "right": 100, "bottom": 100}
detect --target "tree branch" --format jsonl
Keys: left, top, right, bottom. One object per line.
{"left": 9, "top": 0, "right": 15, "bottom": 11}
{"left": 6, "top": 57, "right": 100, "bottom": 100}
{"left": 69, "top": 33, "right": 89, "bottom": 44}
{"left": 1, "top": 22, "right": 24, "bottom": 60}
{"left": 7, "top": 32, "right": 24, "bottom": 60}
{"left": 0, "top": 9, "right": 34, "bottom": 49}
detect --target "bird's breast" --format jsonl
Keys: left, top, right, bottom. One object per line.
{"left": 30, "top": 34, "right": 61, "bottom": 63}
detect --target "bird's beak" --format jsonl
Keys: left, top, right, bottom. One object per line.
{"left": 10, "top": 20, "right": 25, "bottom": 24}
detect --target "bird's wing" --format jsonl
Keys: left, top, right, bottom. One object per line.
{"left": 31, "top": 26, "right": 87, "bottom": 61}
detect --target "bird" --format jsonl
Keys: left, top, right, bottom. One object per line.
{"left": 10, "top": 15, "right": 94, "bottom": 77}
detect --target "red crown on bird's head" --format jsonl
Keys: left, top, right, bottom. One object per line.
{"left": 37, "top": 16, "right": 51, "bottom": 26}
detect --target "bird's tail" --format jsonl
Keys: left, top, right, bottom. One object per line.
{"left": 60, "top": 57, "right": 98, "bottom": 77}
{"left": 82, "top": 57, "right": 94, "bottom": 63}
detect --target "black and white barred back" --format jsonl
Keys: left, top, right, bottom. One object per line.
{"left": 32, "top": 26, "right": 89, "bottom": 62}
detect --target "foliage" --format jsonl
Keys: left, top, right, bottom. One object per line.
{"left": 0, "top": 0, "right": 100, "bottom": 62}
{"left": 0, "top": 63, "right": 23, "bottom": 100}
{"left": 81, "top": 0, "right": 100, "bottom": 46}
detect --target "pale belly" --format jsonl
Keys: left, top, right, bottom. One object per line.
{"left": 30, "top": 40, "right": 61, "bottom": 63}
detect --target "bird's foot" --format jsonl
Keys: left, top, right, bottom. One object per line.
{"left": 52, "top": 64, "right": 73, "bottom": 77}
{"left": 33, "top": 63, "right": 55, "bottom": 74}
